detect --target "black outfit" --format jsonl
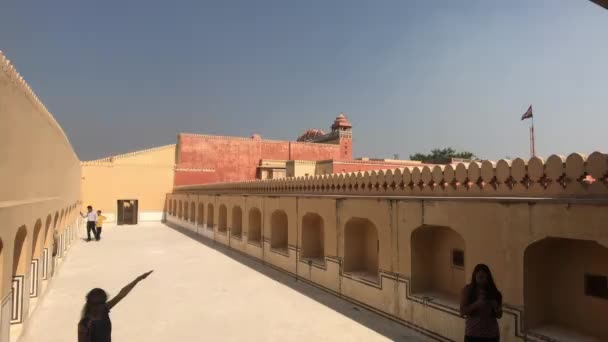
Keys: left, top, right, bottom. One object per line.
{"left": 79, "top": 306, "right": 112, "bottom": 342}
{"left": 87, "top": 221, "right": 96, "bottom": 241}
{"left": 465, "top": 337, "right": 499, "bottom": 342}
{"left": 95, "top": 227, "right": 102, "bottom": 241}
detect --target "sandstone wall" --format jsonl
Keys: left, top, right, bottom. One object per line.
{"left": 170, "top": 153, "right": 608, "bottom": 342}
{"left": 81, "top": 145, "right": 176, "bottom": 222}
{"left": 0, "top": 51, "right": 81, "bottom": 341}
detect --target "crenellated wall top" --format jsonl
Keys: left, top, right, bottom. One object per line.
{"left": 0, "top": 51, "right": 78, "bottom": 160}
{"left": 174, "top": 152, "right": 608, "bottom": 199}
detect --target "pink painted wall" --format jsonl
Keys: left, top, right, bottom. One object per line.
{"left": 175, "top": 134, "right": 348, "bottom": 186}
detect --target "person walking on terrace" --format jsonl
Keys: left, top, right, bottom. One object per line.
{"left": 81, "top": 206, "right": 97, "bottom": 242}
{"left": 460, "top": 264, "right": 503, "bottom": 342}
{"left": 95, "top": 210, "right": 107, "bottom": 241}
{"left": 78, "top": 270, "right": 153, "bottom": 342}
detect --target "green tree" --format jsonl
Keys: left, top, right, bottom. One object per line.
{"left": 410, "top": 147, "right": 476, "bottom": 164}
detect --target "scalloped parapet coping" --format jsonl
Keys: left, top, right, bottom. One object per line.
{"left": 174, "top": 152, "right": 608, "bottom": 198}
{"left": 1, "top": 51, "right": 77, "bottom": 160}
{"left": 331, "top": 159, "right": 430, "bottom": 166}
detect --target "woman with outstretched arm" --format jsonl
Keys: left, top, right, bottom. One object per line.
{"left": 78, "top": 270, "right": 153, "bottom": 342}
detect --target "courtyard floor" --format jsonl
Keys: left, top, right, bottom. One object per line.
{"left": 20, "top": 222, "right": 430, "bottom": 342}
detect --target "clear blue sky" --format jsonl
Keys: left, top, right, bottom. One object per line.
{"left": 1, "top": 0, "right": 606, "bottom": 161}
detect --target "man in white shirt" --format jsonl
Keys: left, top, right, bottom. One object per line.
{"left": 80, "top": 206, "right": 98, "bottom": 242}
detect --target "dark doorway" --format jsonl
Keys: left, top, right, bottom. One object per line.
{"left": 117, "top": 200, "right": 138, "bottom": 225}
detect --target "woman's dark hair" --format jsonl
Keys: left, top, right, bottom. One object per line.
{"left": 81, "top": 288, "right": 108, "bottom": 319}
{"left": 466, "top": 264, "right": 502, "bottom": 305}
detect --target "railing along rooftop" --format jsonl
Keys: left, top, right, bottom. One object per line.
{"left": 175, "top": 152, "right": 608, "bottom": 199}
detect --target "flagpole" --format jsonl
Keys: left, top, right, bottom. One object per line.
{"left": 530, "top": 115, "right": 536, "bottom": 157}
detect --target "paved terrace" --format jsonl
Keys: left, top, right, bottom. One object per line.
{"left": 21, "top": 222, "right": 430, "bottom": 342}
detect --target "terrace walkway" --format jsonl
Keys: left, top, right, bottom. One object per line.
{"left": 20, "top": 222, "right": 430, "bottom": 342}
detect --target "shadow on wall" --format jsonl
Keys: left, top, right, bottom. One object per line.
{"left": 164, "top": 222, "right": 425, "bottom": 341}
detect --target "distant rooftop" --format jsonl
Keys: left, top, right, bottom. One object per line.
{"left": 591, "top": 0, "right": 608, "bottom": 9}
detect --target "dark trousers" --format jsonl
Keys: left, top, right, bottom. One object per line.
{"left": 465, "top": 337, "right": 500, "bottom": 342}
{"left": 87, "top": 221, "right": 96, "bottom": 241}
{"left": 96, "top": 227, "right": 102, "bottom": 240}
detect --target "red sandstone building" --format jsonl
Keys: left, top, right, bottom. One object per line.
{"left": 174, "top": 114, "right": 426, "bottom": 186}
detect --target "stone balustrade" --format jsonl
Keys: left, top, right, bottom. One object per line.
{"left": 176, "top": 152, "right": 608, "bottom": 198}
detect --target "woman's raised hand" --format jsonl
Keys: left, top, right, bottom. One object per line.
{"left": 137, "top": 270, "right": 153, "bottom": 281}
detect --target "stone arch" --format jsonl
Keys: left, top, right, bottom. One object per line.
{"left": 524, "top": 237, "right": 608, "bottom": 340}
{"left": 270, "top": 210, "right": 288, "bottom": 252}
{"left": 232, "top": 206, "right": 243, "bottom": 236}
{"left": 32, "top": 219, "right": 43, "bottom": 260}
{"left": 43, "top": 214, "right": 52, "bottom": 248}
{"left": 13, "top": 226, "right": 29, "bottom": 276}
{"left": 53, "top": 212, "right": 59, "bottom": 230}
{"left": 197, "top": 203, "right": 204, "bottom": 226}
{"left": 301, "top": 213, "right": 324, "bottom": 261}
{"left": 31, "top": 219, "right": 44, "bottom": 298}
{"left": 11, "top": 226, "right": 28, "bottom": 325}
{"left": 59, "top": 209, "right": 65, "bottom": 230}
{"left": 184, "top": 201, "right": 189, "bottom": 221}
{"left": 172, "top": 200, "right": 176, "bottom": 216}
{"left": 207, "top": 203, "right": 214, "bottom": 228}
{"left": 178, "top": 201, "right": 183, "bottom": 219}
{"left": 248, "top": 208, "right": 262, "bottom": 243}
{"left": 410, "top": 225, "right": 465, "bottom": 298}
{"left": 218, "top": 205, "right": 228, "bottom": 233}
{"left": 0, "top": 239, "right": 4, "bottom": 298}
{"left": 344, "top": 218, "right": 378, "bottom": 282}
{"left": 190, "top": 202, "right": 195, "bottom": 222}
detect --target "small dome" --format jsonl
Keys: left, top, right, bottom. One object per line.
{"left": 332, "top": 112, "right": 352, "bottom": 130}
{"left": 251, "top": 134, "right": 261, "bottom": 140}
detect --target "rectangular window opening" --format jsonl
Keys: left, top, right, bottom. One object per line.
{"left": 585, "top": 274, "right": 608, "bottom": 299}
{"left": 451, "top": 249, "right": 464, "bottom": 268}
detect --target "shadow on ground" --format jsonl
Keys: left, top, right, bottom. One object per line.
{"left": 165, "top": 222, "right": 429, "bottom": 342}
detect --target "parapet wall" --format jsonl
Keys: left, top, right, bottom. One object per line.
{"left": 81, "top": 144, "right": 176, "bottom": 221}
{"left": 0, "top": 51, "right": 81, "bottom": 203}
{"left": 0, "top": 51, "right": 81, "bottom": 342}
{"left": 176, "top": 152, "right": 608, "bottom": 198}
{"left": 169, "top": 151, "right": 608, "bottom": 341}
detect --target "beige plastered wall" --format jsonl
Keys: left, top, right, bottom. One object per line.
{"left": 81, "top": 145, "right": 176, "bottom": 222}
{"left": 166, "top": 193, "right": 608, "bottom": 342}
{"left": 286, "top": 160, "right": 317, "bottom": 178}
{"left": 0, "top": 53, "right": 81, "bottom": 342}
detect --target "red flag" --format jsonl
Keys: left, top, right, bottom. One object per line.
{"left": 521, "top": 105, "right": 533, "bottom": 120}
